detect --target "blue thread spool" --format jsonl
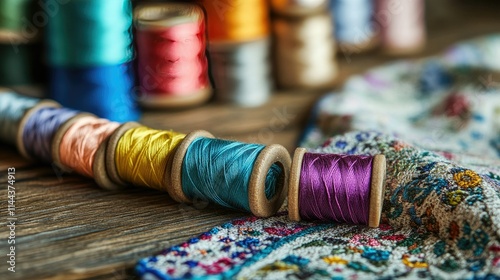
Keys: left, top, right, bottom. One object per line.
{"left": 46, "top": 0, "right": 139, "bottom": 122}
{"left": 170, "top": 130, "right": 291, "bottom": 217}
{"left": 50, "top": 63, "right": 139, "bottom": 123}
{"left": 331, "top": 0, "right": 378, "bottom": 53}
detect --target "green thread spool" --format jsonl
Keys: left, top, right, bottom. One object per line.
{"left": 0, "top": 43, "right": 44, "bottom": 87}
{"left": 170, "top": 131, "right": 291, "bottom": 217}
{"left": 0, "top": 0, "right": 34, "bottom": 33}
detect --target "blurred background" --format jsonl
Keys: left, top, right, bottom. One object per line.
{"left": 1, "top": 0, "right": 500, "bottom": 139}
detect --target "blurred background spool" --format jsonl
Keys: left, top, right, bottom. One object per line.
{"left": 0, "top": 0, "right": 45, "bottom": 96}
{"left": 134, "top": 3, "right": 211, "bottom": 108}
{"left": 272, "top": 9, "right": 338, "bottom": 89}
{"left": 271, "top": 0, "right": 329, "bottom": 16}
{"left": 170, "top": 130, "right": 291, "bottom": 217}
{"left": 46, "top": 0, "right": 139, "bottom": 122}
{"left": 377, "top": 0, "right": 426, "bottom": 56}
{"left": 209, "top": 39, "right": 273, "bottom": 106}
{"left": 331, "top": 0, "right": 378, "bottom": 54}
{"left": 199, "top": 0, "right": 273, "bottom": 107}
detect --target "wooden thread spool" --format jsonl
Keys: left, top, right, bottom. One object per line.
{"left": 273, "top": 11, "right": 338, "bottom": 89}
{"left": 16, "top": 100, "right": 61, "bottom": 160}
{"left": 51, "top": 114, "right": 122, "bottom": 191}
{"left": 271, "top": 0, "right": 329, "bottom": 16}
{"left": 105, "top": 122, "right": 143, "bottom": 188}
{"left": 289, "top": 148, "right": 386, "bottom": 227}
{"left": 170, "top": 130, "right": 292, "bottom": 217}
{"left": 134, "top": 3, "right": 212, "bottom": 108}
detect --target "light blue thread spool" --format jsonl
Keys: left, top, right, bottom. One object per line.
{"left": 331, "top": 0, "right": 375, "bottom": 47}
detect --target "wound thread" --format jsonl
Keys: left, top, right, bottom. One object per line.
{"left": 22, "top": 107, "right": 78, "bottom": 162}
{"left": 115, "top": 126, "right": 186, "bottom": 190}
{"left": 59, "top": 116, "right": 120, "bottom": 177}
{"left": 299, "top": 152, "right": 374, "bottom": 224}
{"left": 135, "top": 3, "right": 210, "bottom": 105}
{"left": 181, "top": 137, "right": 282, "bottom": 212}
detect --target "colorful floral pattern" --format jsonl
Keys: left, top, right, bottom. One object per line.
{"left": 137, "top": 36, "right": 500, "bottom": 279}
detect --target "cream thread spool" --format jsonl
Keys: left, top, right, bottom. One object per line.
{"left": 289, "top": 148, "right": 386, "bottom": 227}
{"left": 170, "top": 130, "right": 292, "bottom": 217}
{"left": 273, "top": 11, "right": 338, "bottom": 89}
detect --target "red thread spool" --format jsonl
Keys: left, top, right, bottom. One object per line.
{"left": 134, "top": 3, "right": 211, "bottom": 108}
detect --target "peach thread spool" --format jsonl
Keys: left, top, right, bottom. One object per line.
{"left": 52, "top": 114, "right": 121, "bottom": 190}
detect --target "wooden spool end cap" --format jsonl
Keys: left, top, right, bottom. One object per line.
{"left": 288, "top": 147, "right": 306, "bottom": 222}
{"left": 16, "top": 100, "right": 60, "bottom": 160}
{"left": 249, "top": 144, "right": 291, "bottom": 218}
{"left": 368, "top": 154, "right": 387, "bottom": 228}
{"left": 105, "top": 122, "right": 143, "bottom": 187}
{"left": 134, "top": 2, "right": 204, "bottom": 29}
{"left": 169, "top": 130, "right": 214, "bottom": 204}
{"left": 51, "top": 113, "right": 95, "bottom": 173}
{"left": 138, "top": 88, "right": 212, "bottom": 109}
{"left": 93, "top": 138, "right": 124, "bottom": 191}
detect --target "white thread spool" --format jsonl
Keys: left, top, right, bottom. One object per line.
{"left": 209, "top": 38, "right": 273, "bottom": 107}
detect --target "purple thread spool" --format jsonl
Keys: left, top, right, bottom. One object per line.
{"left": 289, "top": 148, "right": 386, "bottom": 227}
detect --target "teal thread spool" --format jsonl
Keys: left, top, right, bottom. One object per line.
{"left": 46, "top": 0, "right": 134, "bottom": 66}
{"left": 170, "top": 130, "right": 291, "bottom": 217}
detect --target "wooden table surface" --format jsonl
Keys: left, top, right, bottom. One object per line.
{"left": 1, "top": 2, "right": 500, "bottom": 279}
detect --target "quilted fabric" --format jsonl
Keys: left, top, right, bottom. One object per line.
{"left": 136, "top": 35, "right": 500, "bottom": 279}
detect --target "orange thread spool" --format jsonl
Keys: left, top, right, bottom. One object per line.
{"left": 199, "top": 0, "right": 270, "bottom": 42}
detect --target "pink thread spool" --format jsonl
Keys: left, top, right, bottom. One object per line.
{"left": 377, "top": 0, "right": 426, "bottom": 55}
{"left": 289, "top": 148, "right": 386, "bottom": 227}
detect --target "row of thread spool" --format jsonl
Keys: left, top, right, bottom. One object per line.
{"left": 0, "top": 1, "right": 426, "bottom": 118}
{"left": 1, "top": 90, "right": 386, "bottom": 227}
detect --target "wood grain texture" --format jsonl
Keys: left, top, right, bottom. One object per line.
{"left": 1, "top": 2, "right": 500, "bottom": 279}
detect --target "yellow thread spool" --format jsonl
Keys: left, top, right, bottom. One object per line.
{"left": 111, "top": 125, "right": 186, "bottom": 191}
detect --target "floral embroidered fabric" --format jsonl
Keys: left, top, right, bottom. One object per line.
{"left": 136, "top": 35, "right": 500, "bottom": 279}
